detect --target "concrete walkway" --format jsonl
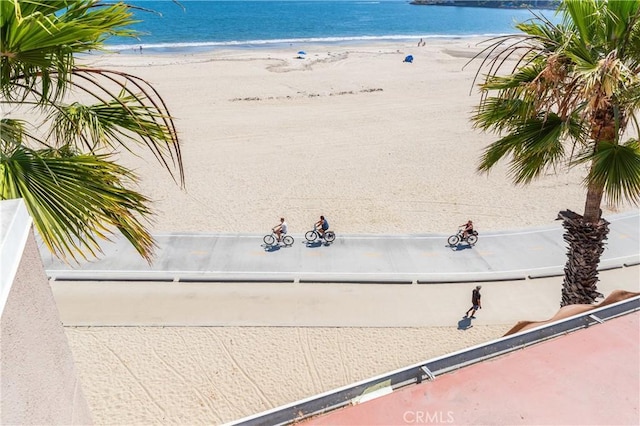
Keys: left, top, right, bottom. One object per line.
{"left": 51, "top": 266, "right": 639, "bottom": 327}
{"left": 45, "top": 211, "right": 639, "bottom": 327}
{"left": 42, "top": 211, "right": 639, "bottom": 283}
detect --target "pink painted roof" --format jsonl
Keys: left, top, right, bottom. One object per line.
{"left": 303, "top": 312, "right": 640, "bottom": 425}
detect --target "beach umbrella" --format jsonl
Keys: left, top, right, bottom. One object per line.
{"left": 298, "top": 51, "right": 306, "bottom": 55}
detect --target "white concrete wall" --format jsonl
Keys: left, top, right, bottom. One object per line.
{"left": 1, "top": 200, "right": 92, "bottom": 424}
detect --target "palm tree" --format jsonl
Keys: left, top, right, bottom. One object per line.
{"left": 1, "top": 0, "right": 184, "bottom": 263}
{"left": 471, "top": 0, "right": 640, "bottom": 306}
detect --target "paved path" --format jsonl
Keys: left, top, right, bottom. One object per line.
{"left": 51, "top": 266, "right": 639, "bottom": 327}
{"left": 43, "top": 211, "right": 639, "bottom": 283}
{"left": 45, "top": 211, "right": 639, "bottom": 327}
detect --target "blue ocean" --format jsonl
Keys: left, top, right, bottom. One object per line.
{"left": 111, "top": 0, "right": 558, "bottom": 52}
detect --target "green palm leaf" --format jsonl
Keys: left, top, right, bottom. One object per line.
{"left": 470, "top": 0, "right": 640, "bottom": 305}
{"left": 1, "top": 0, "right": 139, "bottom": 102}
{"left": 1, "top": 1, "right": 184, "bottom": 262}
{"left": 1, "top": 145, "right": 155, "bottom": 263}
{"left": 0, "top": 118, "right": 26, "bottom": 149}
{"left": 479, "top": 114, "right": 568, "bottom": 183}
{"left": 578, "top": 139, "right": 640, "bottom": 205}
{"left": 472, "top": 0, "right": 640, "bottom": 214}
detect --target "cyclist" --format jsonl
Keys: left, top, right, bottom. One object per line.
{"left": 273, "top": 217, "right": 288, "bottom": 242}
{"left": 460, "top": 220, "right": 474, "bottom": 239}
{"left": 315, "top": 215, "right": 329, "bottom": 238}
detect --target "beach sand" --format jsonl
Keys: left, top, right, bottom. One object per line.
{"left": 64, "top": 325, "right": 509, "bottom": 425}
{"left": 52, "top": 38, "right": 636, "bottom": 425}
{"left": 57, "top": 268, "right": 640, "bottom": 425}
{"left": 79, "top": 38, "right": 631, "bottom": 235}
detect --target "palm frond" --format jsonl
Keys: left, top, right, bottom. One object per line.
{"left": 577, "top": 139, "right": 640, "bottom": 205}
{"left": 508, "top": 115, "right": 568, "bottom": 184}
{"left": 0, "top": 118, "right": 26, "bottom": 150}
{"left": 478, "top": 134, "right": 522, "bottom": 174}
{"left": 49, "top": 95, "right": 175, "bottom": 156}
{"left": 43, "top": 67, "right": 184, "bottom": 186}
{"left": 478, "top": 113, "right": 568, "bottom": 184}
{"left": 481, "top": 63, "right": 543, "bottom": 91}
{"left": 600, "top": 0, "right": 640, "bottom": 55}
{"left": 563, "top": 0, "right": 598, "bottom": 46}
{"left": 1, "top": 0, "right": 139, "bottom": 102}
{"left": 0, "top": 145, "right": 156, "bottom": 263}
{"left": 473, "top": 97, "right": 535, "bottom": 133}
{"left": 1, "top": 0, "right": 185, "bottom": 263}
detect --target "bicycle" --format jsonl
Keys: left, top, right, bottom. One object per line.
{"left": 305, "top": 226, "right": 336, "bottom": 243}
{"left": 447, "top": 228, "right": 478, "bottom": 246}
{"left": 263, "top": 231, "right": 294, "bottom": 247}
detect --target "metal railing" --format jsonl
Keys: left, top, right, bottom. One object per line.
{"left": 227, "top": 295, "right": 640, "bottom": 426}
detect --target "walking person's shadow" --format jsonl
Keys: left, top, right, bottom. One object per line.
{"left": 457, "top": 316, "right": 473, "bottom": 330}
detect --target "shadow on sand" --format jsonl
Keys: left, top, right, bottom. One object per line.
{"left": 457, "top": 316, "right": 473, "bottom": 330}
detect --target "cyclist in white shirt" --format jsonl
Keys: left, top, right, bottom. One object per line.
{"left": 273, "top": 217, "right": 288, "bottom": 242}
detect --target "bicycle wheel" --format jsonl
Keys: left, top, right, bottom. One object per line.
{"left": 467, "top": 235, "right": 478, "bottom": 245}
{"left": 305, "top": 230, "right": 317, "bottom": 242}
{"left": 324, "top": 231, "right": 336, "bottom": 242}
{"left": 447, "top": 235, "right": 460, "bottom": 246}
{"left": 283, "top": 235, "right": 294, "bottom": 246}
{"left": 263, "top": 234, "right": 276, "bottom": 246}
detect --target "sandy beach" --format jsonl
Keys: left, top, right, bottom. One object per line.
{"left": 56, "top": 268, "right": 640, "bottom": 425}
{"left": 48, "top": 38, "right": 637, "bottom": 425}
{"left": 63, "top": 325, "right": 510, "bottom": 425}
{"left": 79, "top": 38, "right": 631, "bottom": 235}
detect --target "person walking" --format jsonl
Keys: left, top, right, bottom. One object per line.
{"left": 465, "top": 285, "right": 482, "bottom": 319}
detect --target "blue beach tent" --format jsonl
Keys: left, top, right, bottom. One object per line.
{"left": 403, "top": 55, "right": 414, "bottom": 63}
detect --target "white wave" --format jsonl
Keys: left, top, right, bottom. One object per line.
{"left": 104, "top": 33, "right": 515, "bottom": 51}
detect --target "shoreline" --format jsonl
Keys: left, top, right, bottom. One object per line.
{"left": 102, "top": 34, "right": 515, "bottom": 56}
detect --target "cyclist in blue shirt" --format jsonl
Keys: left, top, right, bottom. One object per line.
{"left": 315, "top": 215, "right": 329, "bottom": 239}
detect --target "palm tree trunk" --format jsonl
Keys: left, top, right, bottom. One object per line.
{"left": 559, "top": 153, "right": 611, "bottom": 307}
{"left": 559, "top": 209, "right": 609, "bottom": 306}
{"left": 583, "top": 181, "right": 604, "bottom": 223}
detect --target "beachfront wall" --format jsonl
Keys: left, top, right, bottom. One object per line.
{"left": 0, "top": 199, "right": 92, "bottom": 424}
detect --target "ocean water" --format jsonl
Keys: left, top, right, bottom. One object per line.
{"left": 110, "top": 0, "right": 558, "bottom": 52}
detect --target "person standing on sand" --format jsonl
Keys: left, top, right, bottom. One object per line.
{"left": 465, "top": 285, "right": 482, "bottom": 319}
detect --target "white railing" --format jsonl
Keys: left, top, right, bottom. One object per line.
{"left": 0, "top": 199, "right": 33, "bottom": 316}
